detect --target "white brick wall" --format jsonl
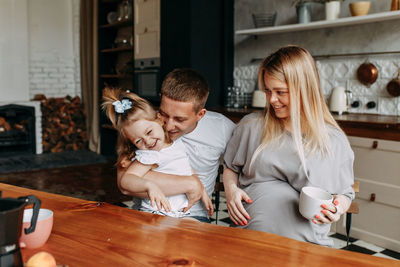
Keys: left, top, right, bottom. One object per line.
{"left": 28, "top": 0, "right": 81, "bottom": 100}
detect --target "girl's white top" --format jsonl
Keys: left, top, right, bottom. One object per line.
{"left": 133, "top": 138, "right": 192, "bottom": 217}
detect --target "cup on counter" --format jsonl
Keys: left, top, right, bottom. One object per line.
{"left": 299, "top": 186, "right": 333, "bottom": 221}
{"left": 19, "top": 208, "right": 53, "bottom": 249}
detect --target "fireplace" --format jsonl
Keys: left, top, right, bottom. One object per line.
{"left": 0, "top": 104, "right": 36, "bottom": 156}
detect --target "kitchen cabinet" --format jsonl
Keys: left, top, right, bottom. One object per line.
{"left": 335, "top": 136, "right": 400, "bottom": 252}
{"left": 236, "top": 10, "right": 400, "bottom": 35}
{"left": 160, "top": 0, "right": 233, "bottom": 108}
{"left": 134, "top": 0, "right": 160, "bottom": 62}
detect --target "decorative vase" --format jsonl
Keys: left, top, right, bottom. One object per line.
{"left": 296, "top": 2, "right": 312, "bottom": 24}
{"left": 325, "top": 1, "right": 341, "bottom": 20}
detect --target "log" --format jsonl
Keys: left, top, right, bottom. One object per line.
{"left": 0, "top": 117, "right": 11, "bottom": 131}
{"left": 38, "top": 95, "right": 88, "bottom": 153}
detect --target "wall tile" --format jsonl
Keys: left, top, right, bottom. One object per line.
{"left": 234, "top": 54, "right": 400, "bottom": 115}
{"left": 379, "top": 97, "right": 398, "bottom": 116}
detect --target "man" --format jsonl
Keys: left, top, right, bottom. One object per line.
{"left": 121, "top": 68, "right": 235, "bottom": 222}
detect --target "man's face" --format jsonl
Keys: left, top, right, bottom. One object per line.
{"left": 159, "top": 96, "right": 206, "bottom": 140}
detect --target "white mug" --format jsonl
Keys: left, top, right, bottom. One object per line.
{"left": 299, "top": 186, "right": 333, "bottom": 221}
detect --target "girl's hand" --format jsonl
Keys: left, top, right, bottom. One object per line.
{"left": 313, "top": 194, "right": 350, "bottom": 225}
{"left": 225, "top": 184, "right": 252, "bottom": 226}
{"left": 146, "top": 181, "right": 171, "bottom": 212}
{"left": 200, "top": 190, "right": 214, "bottom": 216}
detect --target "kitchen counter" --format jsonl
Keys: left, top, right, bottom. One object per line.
{"left": 209, "top": 107, "right": 400, "bottom": 141}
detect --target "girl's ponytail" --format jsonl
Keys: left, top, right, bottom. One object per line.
{"left": 101, "top": 87, "right": 124, "bottom": 128}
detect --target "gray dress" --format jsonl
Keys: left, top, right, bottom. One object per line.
{"left": 223, "top": 112, "right": 355, "bottom": 247}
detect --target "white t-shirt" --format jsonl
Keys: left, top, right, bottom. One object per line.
{"left": 180, "top": 111, "right": 235, "bottom": 217}
{"left": 134, "top": 139, "right": 192, "bottom": 217}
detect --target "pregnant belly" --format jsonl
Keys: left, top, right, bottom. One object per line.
{"left": 243, "top": 180, "right": 304, "bottom": 235}
{"left": 242, "top": 180, "right": 332, "bottom": 246}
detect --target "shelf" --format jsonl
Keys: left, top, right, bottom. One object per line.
{"left": 99, "top": 18, "right": 133, "bottom": 29}
{"left": 100, "top": 74, "right": 133, "bottom": 79}
{"left": 236, "top": 10, "right": 400, "bottom": 35}
{"left": 101, "top": 46, "right": 133, "bottom": 53}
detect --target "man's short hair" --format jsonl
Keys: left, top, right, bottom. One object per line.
{"left": 161, "top": 68, "right": 209, "bottom": 112}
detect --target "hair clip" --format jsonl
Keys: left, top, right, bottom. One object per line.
{"left": 112, "top": 99, "right": 132, "bottom": 113}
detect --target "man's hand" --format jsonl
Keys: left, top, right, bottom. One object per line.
{"left": 183, "top": 174, "right": 203, "bottom": 213}
{"left": 201, "top": 190, "right": 214, "bottom": 216}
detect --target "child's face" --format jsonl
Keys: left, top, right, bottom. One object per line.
{"left": 123, "top": 119, "right": 166, "bottom": 151}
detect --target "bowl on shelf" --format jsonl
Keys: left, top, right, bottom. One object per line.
{"left": 349, "top": 1, "right": 371, "bottom": 16}
{"left": 252, "top": 12, "right": 277, "bottom": 28}
{"left": 107, "top": 11, "right": 117, "bottom": 24}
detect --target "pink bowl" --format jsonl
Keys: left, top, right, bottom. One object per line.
{"left": 19, "top": 208, "right": 53, "bottom": 249}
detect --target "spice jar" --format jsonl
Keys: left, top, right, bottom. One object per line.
{"left": 391, "top": 0, "right": 399, "bottom": 11}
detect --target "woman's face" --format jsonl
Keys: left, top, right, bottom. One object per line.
{"left": 264, "top": 72, "right": 290, "bottom": 123}
{"left": 123, "top": 119, "right": 166, "bottom": 151}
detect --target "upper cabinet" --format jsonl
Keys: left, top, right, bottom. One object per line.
{"left": 134, "top": 0, "right": 160, "bottom": 62}
{"left": 236, "top": 10, "right": 400, "bottom": 35}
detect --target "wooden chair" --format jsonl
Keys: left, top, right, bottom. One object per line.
{"left": 346, "top": 181, "right": 360, "bottom": 247}
{"left": 213, "top": 165, "right": 225, "bottom": 224}
{"left": 214, "top": 168, "right": 360, "bottom": 246}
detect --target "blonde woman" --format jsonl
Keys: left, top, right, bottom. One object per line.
{"left": 223, "top": 46, "right": 354, "bottom": 246}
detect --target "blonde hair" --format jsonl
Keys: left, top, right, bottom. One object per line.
{"left": 101, "top": 87, "right": 171, "bottom": 167}
{"left": 251, "top": 45, "right": 342, "bottom": 175}
{"left": 161, "top": 68, "right": 209, "bottom": 112}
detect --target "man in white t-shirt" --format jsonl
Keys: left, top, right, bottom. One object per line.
{"left": 122, "top": 68, "right": 235, "bottom": 222}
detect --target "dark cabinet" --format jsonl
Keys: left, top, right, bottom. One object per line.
{"left": 160, "top": 0, "right": 233, "bottom": 108}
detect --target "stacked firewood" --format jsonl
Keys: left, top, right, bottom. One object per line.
{"left": 34, "top": 95, "right": 88, "bottom": 153}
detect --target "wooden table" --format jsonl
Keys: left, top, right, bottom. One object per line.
{"left": 1, "top": 183, "right": 398, "bottom": 266}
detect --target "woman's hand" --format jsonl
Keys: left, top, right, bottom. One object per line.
{"left": 313, "top": 194, "right": 351, "bottom": 225}
{"left": 225, "top": 183, "right": 252, "bottom": 226}
{"left": 146, "top": 180, "right": 171, "bottom": 212}
{"left": 201, "top": 190, "right": 214, "bottom": 216}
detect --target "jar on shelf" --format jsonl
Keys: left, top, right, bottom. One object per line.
{"left": 122, "top": 0, "right": 132, "bottom": 20}
{"left": 117, "top": 0, "right": 132, "bottom": 21}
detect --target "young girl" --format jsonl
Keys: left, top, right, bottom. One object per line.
{"left": 102, "top": 87, "right": 213, "bottom": 218}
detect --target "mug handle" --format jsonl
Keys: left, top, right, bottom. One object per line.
{"left": 18, "top": 195, "right": 41, "bottom": 234}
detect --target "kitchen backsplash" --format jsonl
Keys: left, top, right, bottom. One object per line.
{"left": 234, "top": 54, "right": 400, "bottom": 116}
